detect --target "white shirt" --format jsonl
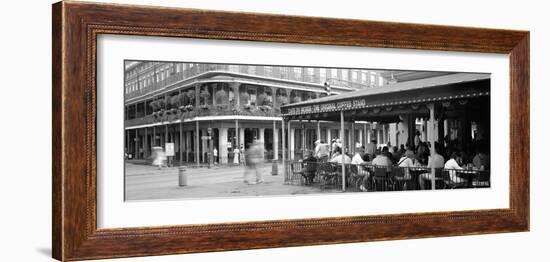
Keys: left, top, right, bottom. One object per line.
{"left": 444, "top": 158, "right": 462, "bottom": 170}
{"left": 397, "top": 157, "right": 414, "bottom": 179}
{"left": 330, "top": 154, "right": 351, "bottom": 164}
{"left": 445, "top": 158, "right": 465, "bottom": 183}
{"left": 315, "top": 143, "right": 330, "bottom": 158}
{"left": 351, "top": 153, "right": 364, "bottom": 165}
{"left": 427, "top": 153, "right": 445, "bottom": 168}
{"left": 398, "top": 157, "right": 415, "bottom": 168}
{"left": 372, "top": 155, "right": 392, "bottom": 167}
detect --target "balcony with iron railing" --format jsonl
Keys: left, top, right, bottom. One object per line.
{"left": 125, "top": 103, "right": 282, "bottom": 128}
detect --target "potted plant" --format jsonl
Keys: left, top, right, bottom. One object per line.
{"left": 291, "top": 95, "right": 302, "bottom": 104}
{"left": 276, "top": 95, "right": 289, "bottom": 106}
{"left": 187, "top": 90, "right": 196, "bottom": 105}
{"left": 240, "top": 92, "right": 250, "bottom": 107}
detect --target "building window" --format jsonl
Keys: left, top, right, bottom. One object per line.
{"left": 264, "top": 66, "right": 273, "bottom": 76}
{"left": 330, "top": 68, "right": 337, "bottom": 79}
{"left": 320, "top": 68, "right": 327, "bottom": 83}
{"left": 293, "top": 67, "right": 302, "bottom": 79}
{"left": 341, "top": 69, "right": 349, "bottom": 81}
{"left": 351, "top": 71, "right": 358, "bottom": 82}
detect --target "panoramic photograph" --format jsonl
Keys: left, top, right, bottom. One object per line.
{"left": 123, "top": 61, "right": 491, "bottom": 201}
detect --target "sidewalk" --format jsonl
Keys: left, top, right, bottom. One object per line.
{"left": 125, "top": 163, "right": 335, "bottom": 201}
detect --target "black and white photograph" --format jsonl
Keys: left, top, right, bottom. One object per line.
{"left": 124, "top": 61, "right": 491, "bottom": 201}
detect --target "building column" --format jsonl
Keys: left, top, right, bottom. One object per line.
{"left": 259, "top": 127, "right": 265, "bottom": 160}
{"left": 366, "top": 124, "right": 371, "bottom": 143}
{"left": 134, "top": 129, "right": 138, "bottom": 159}
{"left": 185, "top": 130, "right": 191, "bottom": 162}
{"left": 239, "top": 126, "right": 245, "bottom": 149}
{"left": 219, "top": 127, "right": 228, "bottom": 164}
{"left": 195, "top": 121, "right": 199, "bottom": 167}
{"left": 282, "top": 119, "right": 287, "bottom": 179}
{"left": 301, "top": 121, "right": 306, "bottom": 156}
{"left": 273, "top": 121, "right": 279, "bottom": 160}
{"left": 444, "top": 119, "right": 449, "bottom": 138}
{"left": 358, "top": 128, "right": 362, "bottom": 146}
{"left": 179, "top": 123, "right": 183, "bottom": 165}
{"left": 316, "top": 121, "right": 321, "bottom": 143}
{"left": 289, "top": 121, "right": 294, "bottom": 160}
{"left": 202, "top": 129, "right": 208, "bottom": 163}
{"left": 421, "top": 119, "right": 428, "bottom": 142}
{"left": 428, "top": 103, "right": 436, "bottom": 190}
{"left": 349, "top": 121, "right": 356, "bottom": 155}
{"left": 144, "top": 127, "right": 148, "bottom": 159}
{"left": 235, "top": 119, "right": 239, "bottom": 149}
{"left": 327, "top": 127, "right": 332, "bottom": 143}
{"left": 364, "top": 123, "right": 368, "bottom": 146}
{"left": 153, "top": 126, "right": 156, "bottom": 147}
{"left": 340, "top": 111, "right": 346, "bottom": 191}
{"left": 125, "top": 129, "right": 130, "bottom": 158}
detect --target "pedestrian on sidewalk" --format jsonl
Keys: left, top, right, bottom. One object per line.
{"left": 233, "top": 147, "right": 240, "bottom": 165}
{"left": 213, "top": 147, "right": 218, "bottom": 164}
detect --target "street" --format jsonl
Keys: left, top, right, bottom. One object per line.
{"left": 125, "top": 163, "right": 332, "bottom": 201}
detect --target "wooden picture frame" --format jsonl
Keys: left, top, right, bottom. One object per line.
{"left": 52, "top": 1, "right": 529, "bottom": 261}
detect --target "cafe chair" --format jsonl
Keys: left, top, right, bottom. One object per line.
{"left": 290, "top": 161, "right": 305, "bottom": 185}
{"left": 442, "top": 169, "right": 469, "bottom": 189}
{"left": 391, "top": 167, "right": 410, "bottom": 191}
{"left": 471, "top": 170, "right": 491, "bottom": 188}
{"left": 319, "top": 162, "right": 339, "bottom": 190}
{"left": 373, "top": 166, "right": 393, "bottom": 192}
{"left": 302, "top": 161, "right": 318, "bottom": 185}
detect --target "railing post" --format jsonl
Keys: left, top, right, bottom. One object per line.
{"left": 428, "top": 103, "right": 436, "bottom": 190}
{"left": 340, "top": 110, "right": 346, "bottom": 191}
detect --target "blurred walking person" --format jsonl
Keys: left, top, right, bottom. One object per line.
{"left": 151, "top": 146, "right": 167, "bottom": 170}
{"left": 243, "top": 140, "right": 264, "bottom": 184}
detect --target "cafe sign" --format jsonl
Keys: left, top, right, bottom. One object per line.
{"left": 286, "top": 99, "right": 367, "bottom": 115}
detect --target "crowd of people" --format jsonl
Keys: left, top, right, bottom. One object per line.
{"left": 300, "top": 132, "right": 490, "bottom": 190}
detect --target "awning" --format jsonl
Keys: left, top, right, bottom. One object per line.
{"left": 280, "top": 73, "right": 490, "bottom": 122}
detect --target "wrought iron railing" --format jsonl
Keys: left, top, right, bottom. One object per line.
{"left": 283, "top": 160, "right": 490, "bottom": 192}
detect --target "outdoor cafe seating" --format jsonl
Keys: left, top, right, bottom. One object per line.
{"left": 285, "top": 160, "right": 490, "bottom": 192}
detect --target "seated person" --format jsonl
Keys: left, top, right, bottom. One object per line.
{"left": 314, "top": 140, "right": 330, "bottom": 162}
{"left": 445, "top": 151, "right": 465, "bottom": 184}
{"left": 329, "top": 147, "right": 351, "bottom": 164}
{"left": 396, "top": 150, "right": 416, "bottom": 180}
{"left": 371, "top": 146, "right": 392, "bottom": 167}
{"left": 351, "top": 147, "right": 365, "bottom": 165}
{"left": 365, "top": 139, "right": 377, "bottom": 160}
{"left": 418, "top": 146, "right": 445, "bottom": 189}
{"left": 472, "top": 147, "right": 490, "bottom": 171}
{"left": 391, "top": 146, "right": 401, "bottom": 164}
{"left": 301, "top": 151, "right": 318, "bottom": 183}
